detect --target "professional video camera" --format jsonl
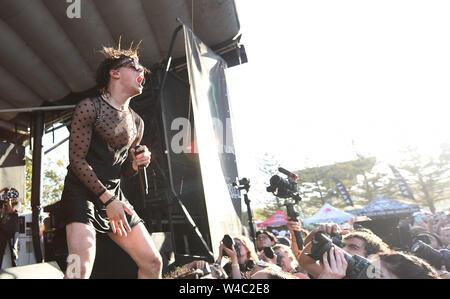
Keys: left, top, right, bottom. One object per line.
{"left": 266, "top": 167, "right": 301, "bottom": 201}
{"left": 309, "top": 231, "right": 373, "bottom": 279}
{"left": 411, "top": 240, "right": 450, "bottom": 271}
{"left": 266, "top": 167, "right": 304, "bottom": 250}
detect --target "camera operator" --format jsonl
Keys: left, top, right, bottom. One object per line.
{"left": 342, "top": 228, "right": 390, "bottom": 257}
{"left": 412, "top": 232, "right": 445, "bottom": 250}
{"left": 410, "top": 232, "right": 450, "bottom": 277}
{"left": 216, "top": 235, "right": 259, "bottom": 279}
{"left": 0, "top": 188, "right": 20, "bottom": 268}
{"left": 297, "top": 223, "right": 389, "bottom": 278}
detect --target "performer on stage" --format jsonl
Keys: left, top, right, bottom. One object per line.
{"left": 60, "top": 42, "right": 162, "bottom": 279}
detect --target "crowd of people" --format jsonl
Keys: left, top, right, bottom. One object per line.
{"left": 165, "top": 208, "right": 450, "bottom": 279}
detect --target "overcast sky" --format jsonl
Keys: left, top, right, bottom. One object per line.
{"left": 225, "top": 0, "right": 450, "bottom": 207}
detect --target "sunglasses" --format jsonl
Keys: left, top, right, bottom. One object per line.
{"left": 114, "top": 59, "right": 144, "bottom": 72}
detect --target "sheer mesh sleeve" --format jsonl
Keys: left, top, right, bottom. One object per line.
{"left": 121, "top": 114, "right": 144, "bottom": 178}
{"left": 68, "top": 98, "right": 107, "bottom": 196}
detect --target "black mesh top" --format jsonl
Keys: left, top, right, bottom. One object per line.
{"left": 68, "top": 96, "right": 144, "bottom": 197}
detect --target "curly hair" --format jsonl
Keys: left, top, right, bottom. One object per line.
{"left": 95, "top": 38, "right": 149, "bottom": 95}
{"left": 343, "top": 228, "right": 390, "bottom": 256}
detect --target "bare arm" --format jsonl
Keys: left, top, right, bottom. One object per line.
{"left": 297, "top": 241, "right": 324, "bottom": 279}
{"left": 222, "top": 244, "right": 242, "bottom": 279}
{"left": 287, "top": 220, "right": 302, "bottom": 259}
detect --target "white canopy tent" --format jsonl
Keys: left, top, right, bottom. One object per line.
{"left": 303, "top": 204, "right": 354, "bottom": 225}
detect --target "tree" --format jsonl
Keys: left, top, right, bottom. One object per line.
{"left": 24, "top": 152, "right": 32, "bottom": 208}
{"left": 396, "top": 146, "right": 450, "bottom": 213}
{"left": 42, "top": 157, "right": 66, "bottom": 206}
{"left": 296, "top": 156, "right": 378, "bottom": 217}
{"left": 25, "top": 152, "right": 67, "bottom": 209}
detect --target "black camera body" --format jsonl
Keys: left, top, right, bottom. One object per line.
{"left": 222, "top": 234, "right": 241, "bottom": 258}
{"left": 309, "top": 231, "right": 373, "bottom": 279}
{"left": 266, "top": 167, "right": 301, "bottom": 201}
{"left": 266, "top": 167, "right": 304, "bottom": 250}
{"left": 411, "top": 240, "right": 450, "bottom": 270}
{"left": 263, "top": 247, "right": 282, "bottom": 266}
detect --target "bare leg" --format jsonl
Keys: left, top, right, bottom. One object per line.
{"left": 65, "top": 222, "right": 96, "bottom": 279}
{"left": 108, "top": 223, "right": 162, "bottom": 278}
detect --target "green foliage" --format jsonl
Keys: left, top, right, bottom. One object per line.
{"left": 24, "top": 152, "right": 32, "bottom": 208}
{"left": 254, "top": 143, "right": 450, "bottom": 221}
{"left": 296, "top": 156, "right": 378, "bottom": 216}
{"left": 253, "top": 204, "right": 282, "bottom": 221}
{"left": 395, "top": 146, "right": 450, "bottom": 213}
{"left": 24, "top": 151, "right": 67, "bottom": 209}
{"left": 42, "top": 157, "right": 66, "bottom": 205}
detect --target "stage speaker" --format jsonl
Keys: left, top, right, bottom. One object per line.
{"left": 0, "top": 261, "right": 64, "bottom": 279}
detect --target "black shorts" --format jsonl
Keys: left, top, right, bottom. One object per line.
{"left": 60, "top": 172, "right": 143, "bottom": 234}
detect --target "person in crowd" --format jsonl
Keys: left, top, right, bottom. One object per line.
{"left": 247, "top": 260, "right": 282, "bottom": 278}
{"left": 413, "top": 231, "right": 445, "bottom": 250}
{"left": 255, "top": 230, "right": 278, "bottom": 252}
{"left": 342, "top": 228, "right": 390, "bottom": 257}
{"left": 216, "top": 235, "right": 259, "bottom": 279}
{"left": 409, "top": 225, "right": 429, "bottom": 237}
{"left": 297, "top": 222, "right": 389, "bottom": 278}
{"left": 0, "top": 187, "right": 20, "bottom": 268}
{"left": 316, "top": 247, "right": 441, "bottom": 279}
{"left": 370, "top": 251, "right": 440, "bottom": 279}
{"left": 164, "top": 260, "right": 227, "bottom": 279}
{"left": 250, "top": 266, "right": 300, "bottom": 279}
{"left": 272, "top": 244, "right": 309, "bottom": 278}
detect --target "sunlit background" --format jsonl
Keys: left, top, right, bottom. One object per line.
{"left": 226, "top": 0, "right": 450, "bottom": 208}
{"left": 36, "top": 1, "right": 450, "bottom": 212}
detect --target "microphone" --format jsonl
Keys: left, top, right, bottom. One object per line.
{"left": 278, "top": 167, "right": 299, "bottom": 181}
{"left": 134, "top": 145, "right": 148, "bottom": 196}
